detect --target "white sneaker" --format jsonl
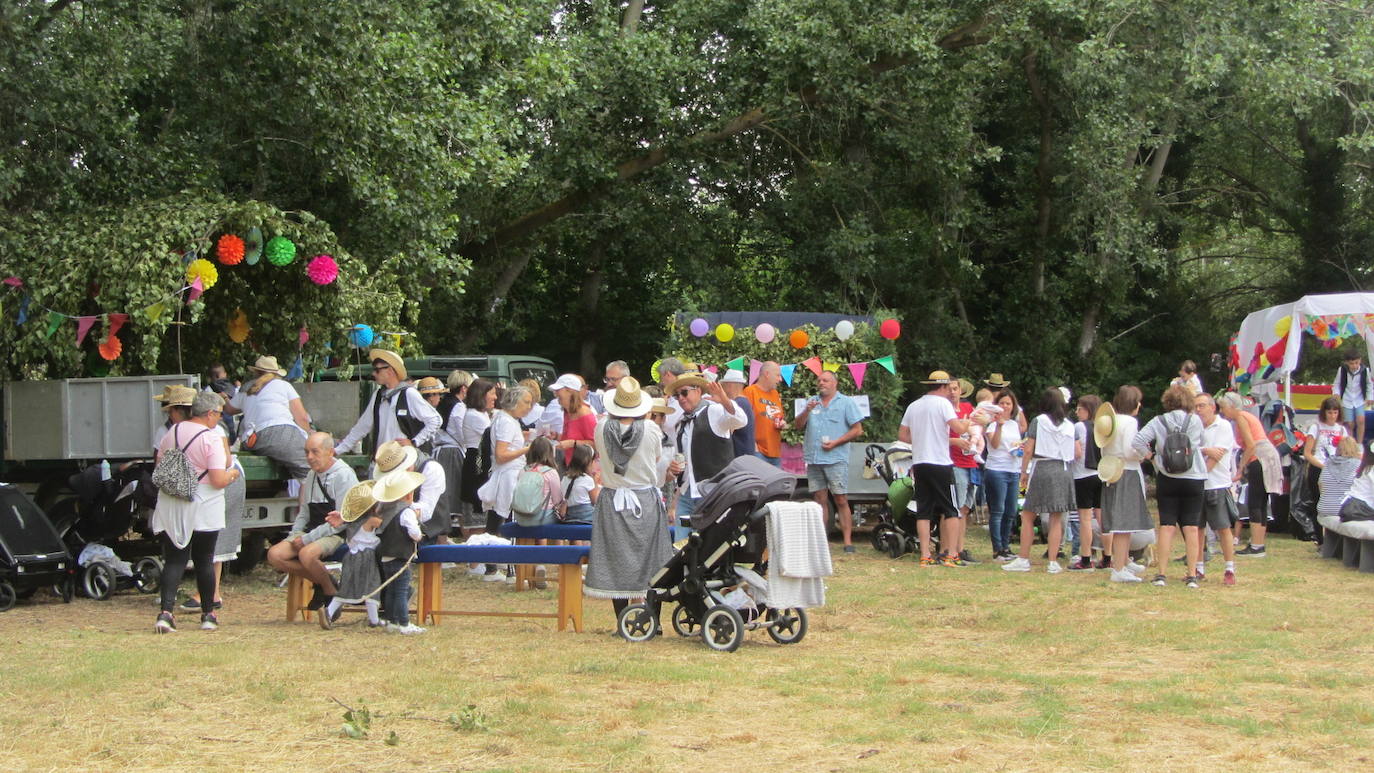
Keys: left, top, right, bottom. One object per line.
{"left": 1110, "top": 569, "right": 1143, "bottom": 583}
{"left": 1126, "top": 561, "right": 1146, "bottom": 575}
{"left": 1046, "top": 561, "right": 1063, "bottom": 575}
{"left": 467, "top": 565, "right": 486, "bottom": 576}
{"left": 441, "top": 563, "right": 457, "bottom": 570}
{"left": 390, "top": 623, "right": 426, "bottom": 635}
{"left": 1002, "top": 557, "right": 1031, "bottom": 572}
{"left": 482, "top": 571, "right": 506, "bottom": 583}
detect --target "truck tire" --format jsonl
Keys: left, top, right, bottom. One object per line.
{"left": 229, "top": 531, "right": 269, "bottom": 574}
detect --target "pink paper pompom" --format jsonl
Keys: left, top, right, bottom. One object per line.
{"left": 306, "top": 254, "right": 339, "bottom": 285}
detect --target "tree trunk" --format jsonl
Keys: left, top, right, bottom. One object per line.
{"left": 577, "top": 242, "right": 606, "bottom": 375}
{"left": 1023, "top": 48, "right": 1053, "bottom": 300}
{"left": 621, "top": 0, "right": 644, "bottom": 35}
{"left": 456, "top": 246, "right": 534, "bottom": 349}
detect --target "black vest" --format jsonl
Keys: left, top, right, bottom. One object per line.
{"left": 369, "top": 385, "right": 429, "bottom": 453}
{"left": 682, "top": 408, "right": 735, "bottom": 485}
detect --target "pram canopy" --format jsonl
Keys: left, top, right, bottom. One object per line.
{"left": 0, "top": 484, "right": 68, "bottom": 561}
{"left": 691, "top": 455, "right": 796, "bottom": 530}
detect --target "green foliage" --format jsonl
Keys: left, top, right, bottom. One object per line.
{"left": 447, "top": 704, "right": 489, "bottom": 733}
{"left": 340, "top": 703, "right": 373, "bottom": 740}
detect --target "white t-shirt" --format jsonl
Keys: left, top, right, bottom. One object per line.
{"left": 1334, "top": 366, "right": 1374, "bottom": 408}
{"left": 563, "top": 474, "right": 595, "bottom": 506}
{"left": 1171, "top": 374, "right": 1203, "bottom": 394}
{"left": 1200, "top": 416, "right": 1237, "bottom": 490}
{"left": 1345, "top": 469, "right": 1374, "bottom": 509}
{"left": 902, "top": 394, "right": 957, "bottom": 466}
{"left": 1071, "top": 421, "right": 1096, "bottom": 480}
{"left": 1029, "top": 414, "right": 1075, "bottom": 462}
{"left": 461, "top": 409, "right": 491, "bottom": 452}
{"left": 985, "top": 419, "right": 1022, "bottom": 473}
{"left": 1306, "top": 421, "right": 1348, "bottom": 464}
{"left": 229, "top": 377, "right": 304, "bottom": 434}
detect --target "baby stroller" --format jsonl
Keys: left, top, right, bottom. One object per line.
{"left": 617, "top": 456, "right": 813, "bottom": 652}
{"left": 865, "top": 443, "right": 923, "bottom": 558}
{"left": 0, "top": 483, "right": 76, "bottom": 609}
{"left": 45, "top": 463, "right": 162, "bottom": 600}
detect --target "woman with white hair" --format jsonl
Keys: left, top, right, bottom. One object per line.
{"left": 1217, "top": 391, "right": 1283, "bottom": 558}
{"left": 477, "top": 385, "right": 535, "bottom": 533}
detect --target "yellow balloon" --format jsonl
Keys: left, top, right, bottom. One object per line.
{"left": 1274, "top": 315, "right": 1292, "bottom": 338}
{"left": 715, "top": 323, "right": 735, "bottom": 343}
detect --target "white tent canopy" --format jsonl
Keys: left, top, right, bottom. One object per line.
{"left": 1233, "top": 292, "right": 1374, "bottom": 401}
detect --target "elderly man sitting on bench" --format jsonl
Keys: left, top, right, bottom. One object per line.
{"left": 266, "top": 432, "right": 359, "bottom": 610}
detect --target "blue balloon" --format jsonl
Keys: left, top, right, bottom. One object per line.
{"left": 347, "top": 323, "right": 374, "bottom": 348}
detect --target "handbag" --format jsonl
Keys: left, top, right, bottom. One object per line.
{"left": 151, "top": 426, "right": 212, "bottom": 501}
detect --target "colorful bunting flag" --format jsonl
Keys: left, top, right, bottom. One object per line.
{"left": 847, "top": 362, "right": 868, "bottom": 390}
{"left": 298, "top": 325, "right": 309, "bottom": 348}
{"left": 725, "top": 356, "right": 746, "bottom": 372}
{"left": 107, "top": 313, "right": 128, "bottom": 337}
{"left": 75, "top": 316, "right": 97, "bottom": 346}
{"left": 873, "top": 355, "right": 896, "bottom": 375}
{"left": 287, "top": 355, "right": 304, "bottom": 381}
{"left": 2, "top": 276, "right": 21, "bottom": 288}
{"left": 748, "top": 358, "right": 762, "bottom": 385}
{"left": 43, "top": 311, "right": 63, "bottom": 339}
{"left": 779, "top": 364, "right": 796, "bottom": 386}
{"left": 187, "top": 277, "right": 204, "bottom": 303}
{"left": 145, "top": 301, "right": 166, "bottom": 323}
{"left": 822, "top": 361, "right": 840, "bottom": 373}
{"left": 704, "top": 365, "right": 718, "bottom": 378}
{"left": 16, "top": 295, "right": 30, "bottom": 325}
{"left": 802, "top": 357, "right": 823, "bottom": 377}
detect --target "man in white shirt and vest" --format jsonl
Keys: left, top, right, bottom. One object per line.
{"left": 667, "top": 370, "right": 746, "bottom": 518}
{"left": 334, "top": 349, "right": 441, "bottom": 459}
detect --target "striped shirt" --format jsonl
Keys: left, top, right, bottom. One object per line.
{"left": 1319, "top": 456, "right": 1360, "bottom": 517}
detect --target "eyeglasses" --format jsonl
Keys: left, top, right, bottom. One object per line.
{"left": 372, "top": 363, "right": 391, "bottom": 371}
{"left": 673, "top": 387, "right": 698, "bottom": 399}
{"left": 604, "top": 376, "right": 622, "bottom": 385}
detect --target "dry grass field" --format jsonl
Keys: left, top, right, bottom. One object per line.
{"left": 2, "top": 534, "right": 1373, "bottom": 772}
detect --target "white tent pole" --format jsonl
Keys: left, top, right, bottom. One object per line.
{"left": 1285, "top": 372, "right": 1292, "bottom": 407}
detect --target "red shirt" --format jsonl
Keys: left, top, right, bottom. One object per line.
{"left": 562, "top": 410, "right": 597, "bottom": 465}
{"left": 951, "top": 402, "right": 979, "bottom": 469}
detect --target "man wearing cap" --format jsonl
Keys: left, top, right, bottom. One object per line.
{"left": 335, "top": 349, "right": 441, "bottom": 457}
{"left": 1196, "top": 392, "right": 1239, "bottom": 585}
{"left": 720, "top": 369, "right": 757, "bottom": 459}
{"left": 794, "top": 369, "right": 865, "bottom": 552}
{"left": 266, "top": 431, "right": 359, "bottom": 609}
{"left": 898, "top": 371, "right": 976, "bottom": 566}
{"left": 743, "top": 361, "right": 787, "bottom": 466}
{"left": 669, "top": 371, "right": 747, "bottom": 516}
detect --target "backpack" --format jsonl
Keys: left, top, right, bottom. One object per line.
{"left": 511, "top": 465, "right": 551, "bottom": 520}
{"left": 1159, "top": 412, "right": 1195, "bottom": 475}
{"left": 150, "top": 426, "right": 212, "bottom": 501}
{"left": 1081, "top": 421, "right": 1101, "bottom": 470}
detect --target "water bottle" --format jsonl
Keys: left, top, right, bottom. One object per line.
{"left": 99, "top": 459, "right": 111, "bottom": 481}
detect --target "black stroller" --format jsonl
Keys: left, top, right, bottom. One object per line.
{"left": 617, "top": 456, "right": 812, "bottom": 652}
{"left": 45, "top": 463, "right": 162, "bottom": 600}
{"left": 864, "top": 443, "right": 923, "bottom": 558}
{"left": 0, "top": 483, "right": 76, "bottom": 610}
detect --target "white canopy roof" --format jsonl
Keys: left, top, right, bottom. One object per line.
{"left": 1233, "top": 292, "right": 1374, "bottom": 386}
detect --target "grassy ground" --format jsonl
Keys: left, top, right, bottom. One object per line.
{"left": 1, "top": 533, "right": 1373, "bottom": 772}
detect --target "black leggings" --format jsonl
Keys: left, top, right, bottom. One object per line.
{"left": 159, "top": 531, "right": 218, "bottom": 615}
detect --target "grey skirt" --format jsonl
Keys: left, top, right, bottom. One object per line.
{"left": 214, "top": 472, "right": 245, "bottom": 561}
{"left": 336, "top": 547, "right": 381, "bottom": 603}
{"left": 1023, "top": 459, "right": 1077, "bottom": 514}
{"left": 425, "top": 446, "right": 464, "bottom": 539}
{"left": 585, "top": 487, "right": 673, "bottom": 600}
{"left": 1102, "top": 468, "right": 1153, "bottom": 533}
{"left": 250, "top": 424, "right": 309, "bottom": 479}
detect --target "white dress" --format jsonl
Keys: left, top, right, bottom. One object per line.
{"left": 477, "top": 410, "right": 524, "bottom": 518}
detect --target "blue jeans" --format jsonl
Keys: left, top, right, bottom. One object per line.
{"left": 984, "top": 470, "right": 1019, "bottom": 554}
{"left": 676, "top": 493, "right": 702, "bottom": 519}
{"left": 754, "top": 452, "right": 782, "bottom": 467}
{"left": 379, "top": 559, "right": 411, "bottom": 626}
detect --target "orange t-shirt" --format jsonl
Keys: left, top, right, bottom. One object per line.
{"left": 742, "top": 384, "right": 784, "bottom": 458}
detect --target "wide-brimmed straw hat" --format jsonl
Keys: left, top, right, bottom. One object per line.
{"left": 671, "top": 371, "right": 712, "bottom": 392}
{"left": 985, "top": 373, "right": 1011, "bottom": 388}
{"left": 249, "top": 355, "right": 287, "bottom": 377}
{"left": 339, "top": 481, "right": 377, "bottom": 523}
{"left": 374, "top": 470, "right": 424, "bottom": 503}
{"left": 1093, "top": 402, "right": 1118, "bottom": 448}
{"left": 648, "top": 397, "right": 670, "bottom": 415}
{"left": 416, "top": 376, "right": 445, "bottom": 395}
{"left": 374, "top": 440, "right": 419, "bottom": 475}
{"left": 920, "top": 370, "right": 954, "bottom": 385}
{"left": 369, "top": 348, "right": 407, "bottom": 381}
{"left": 605, "top": 377, "right": 651, "bottom": 418}
{"left": 958, "top": 378, "right": 975, "bottom": 399}
{"left": 153, "top": 384, "right": 196, "bottom": 408}
{"left": 1097, "top": 454, "right": 1125, "bottom": 485}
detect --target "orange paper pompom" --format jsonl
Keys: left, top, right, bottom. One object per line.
{"left": 216, "top": 234, "right": 245, "bottom": 265}
{"left": 98, "top": 334, "right": 122, "bottom": 361}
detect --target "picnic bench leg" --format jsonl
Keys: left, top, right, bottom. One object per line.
{"left": 286, "top": 574, "right": 311, "bottom": 622}
{"left": 557, "top": 563, "right": 584, "bottom": 632}
{"left": 419, "top": 563, "right": 442, "bottom": 626}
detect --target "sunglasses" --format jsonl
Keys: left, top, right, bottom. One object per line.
{"left": 673, "top": 387, "right": 698, "bottom": 399}
{"left": 372, "top": 362, "right": 391, "bottom": 371}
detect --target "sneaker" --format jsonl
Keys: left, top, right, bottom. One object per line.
{"left": 1196, "top": 568, "right": 1206, "bottom": 582}
{"left": 940, "top": 554, "right": 964, "bottom": 568}
{"left": 307, "top": 585, "right": 329, "bottom": 611}
{"left": 842, "top": 545, "right": 856, "bottom": 554}
{"left": 1067, "top": 558, "right": 1094, "bottom": 572}
{"left": 1126, "top": 561, "right": 1146, "bottom": 575}
{"left": 993, "top": 551, "right": 1013, "bottom": 562}
{"left": 181, "top": 597, "right": 223, "bottom": 611}
{"left": 200, "top": 613, "right": 218, "bottom": 631}
{"left": 318, "top": 605, "right": 342, "bottom": 630}
{"left": 958, "top": 550, "right": 980, "bottom": 564}
{"left": 1093, "top": 558, "right": 1111, "bottom": 569}
{"left": 1110, "top": 569, "right": 1143, "bottom": 583}
{"left": 1184, "top": 576, "right": 1199, "bottom": 589}
{"left": 1002, "top": 557, "right": 1031, "bottom": 572}
{"left": 390, "top": 622, "right": 426, "bottom": 635}
{"left": 1151, "top": 574, "right": 1166, "bottom": 586}
{"left": 533, "top": 565, "right": 548, "bottom": 590}
{"left": 482, "top": 571, "right": 507, "bottom": 583}
{"left": 368, "top": 620, "right": 389, "bottom": 630}
{"left": 1236, "top": 544, "right": 1266, "bottom": 557}
{"left": 1223, "top": 569, "right": 1236, "bottom": 586}
{"left": 1046, "top": 561, "right": 1063, "bottom": 575}
{"left": 154, "top": 611, "right": 176, "bottom": 634}
{"left": 918, "top": 556, "right": 938, "bottom": 567}
{"left": 467, "top": 565, "right": 487, "bottom": 576}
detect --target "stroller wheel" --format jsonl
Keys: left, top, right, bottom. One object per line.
{"left": 0, "top": 582, "right": 15, "bottom": 612}
{"left": 671, "top": 604, "right": 700, "bottom": 637}
{"left": 617, "top": 604, "right": 659, "bottom": 642}
{"left": 883, "top": 533, "right": 904, "bottom": 560}
{"left": 701, "top": 604, "right": 745, "bottom": 653}
{"left": 132, "top": 558, "right": 162, "bottom": 594}
{"left": 82, "top": 563, "right": 115, "bottom": 601}
{"left": 870, "top": 527, "right": 888, "bottom": 551}
{"left": 56, "top": 576, "right": 75, "bottom": 603}
{"left": 765, "top": 607, "right": 808, "bottom": 645}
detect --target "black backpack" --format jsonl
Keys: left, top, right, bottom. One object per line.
{"left": 1081, "top": 420, "right": 1101, "bottom": 470}
{"left": 1159, "top": 412, "right": 1195, "bottom": 475}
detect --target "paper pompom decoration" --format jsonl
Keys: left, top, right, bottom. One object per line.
{"left": 98, "top": 334, "right": 122, "bottom": 361}
{"left": 243, "top": 227, "right": 263, "bottom": 265}
{"left": 879, "top": 319, "right": 901, "bottom": 340}
{"left": 228, "top": 308, "right": 250, "bottom": 343}
{"left": 835, "top": 320, "right": 855, "bottom": 340}
{"left": 265, "top": 236, "right": 296, "bottom": 267}
{"left": 306, "top": 254, "right": 339, "bottom": 285}
{"left": 216, "top": 234, "right": 245, "bottom": 265}
{"left": 789, "top": 329, "right": 809, "bottom": 349}
{"left": 347, "top": 323, "right": 375, "bottom": 348}
{"left": 185, "top": 258, "right": 219, "bottom": 290}
{"left": 715, "top": 323, "right": 735, "bottom": 343}
{"left": 650, "top": 359, "right": 662, "bottom": 383}
{"left": 689, "top": 317, "right": 709, "bottom": 337}
{"left": 1273, "top": 315, "right": 1292, "bottom": 339}
{"left": 755, "top": 323, "right": 775, "bottom": 343}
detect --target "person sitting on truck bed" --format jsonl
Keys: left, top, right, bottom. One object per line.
{"left": 334, "top": 348, "right": 441, "bottom": 459}
{"left": 222, "top": 355, "right": 312, "bottom": 479}
{"left": 266, "top": 432, "right": 359, "bottom": 610}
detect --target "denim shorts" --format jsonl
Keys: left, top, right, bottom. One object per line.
{"left": 807, "top": 460, "right": 849, "bottom": 495}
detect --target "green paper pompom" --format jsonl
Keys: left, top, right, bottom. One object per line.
{"left": 265, "top": 236, "right": 296, "bottom": 267}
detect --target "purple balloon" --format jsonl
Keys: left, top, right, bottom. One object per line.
{"left": 690, "top": 317, "right": 709, "bottom": 337}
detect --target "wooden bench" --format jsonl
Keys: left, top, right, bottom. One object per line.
{"left": 498, "top": 523, "right": 593, "bottom": 591}
{"left": 284, "top": 569, "right": 419, "bottom": 623}
{"left": 415, "top": 544, "right": 590, "bottom": 632}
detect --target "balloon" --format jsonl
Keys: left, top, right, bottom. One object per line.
{"left": 879, "top": 319, "right": 901, "bottom": 339}
{"left": 348, "top": 323, "right": 374, "bottom": 348}
{"left": 1273, "top": 315, "right": 1292, "bottom": 338}
{"left": 689, "top": 317, "right": 709, "bottom": 337}
{"left": 755, "top": 323, "right": 776, "bottom": 344}
{"left": 835, "top": 320, "right": 855, "bottom": 340}
{"left": 715, "top": 323, "right": 735, "bottom": 343}
{"left": 789, "top": 329, "right": 809, "bottom": 349}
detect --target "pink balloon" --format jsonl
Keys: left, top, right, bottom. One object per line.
{"left": 690, "top": 318, "right": 709, "bottom": 337}
{"left": 755, "top": 323, "right": 776, "bottom": 343}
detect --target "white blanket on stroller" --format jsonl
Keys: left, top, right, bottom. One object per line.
{"left": 765, "top": 501, "right": 831, "bottom": 608}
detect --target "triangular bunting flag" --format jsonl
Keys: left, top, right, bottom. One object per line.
{"left": 75, "top": 316, "right": 97, "bottom": 346}
{"left": 187, "top": 277, "right": 204, "bottom": 303}
{"left": 2, "top": 276, "right": 21, "bottom": 288}
{"left": 802, "top": 357, "right": 823, "bottom": 377}
{"left": 748, "top": 359, "right": 763, "bottom": 385}
{"left": 704, "top": 365, "right": 718, "bottom": 377}
{"left": 847, "top": 362, "right": 868, "bottom": 390}
{"left": 390, "top": 334, "right": 402, "bottom": 349}
{"left": 298, "top": 325, "right": 310, "bottom": 348}
{"left": 286, "top": 355, "right": 304, "bottom": 381}
{"left": 779, "top": 364, "right": 796, "bottom": 386}
{"left": 823, "top": 361, "right": 840, "bottom": 373}
{"left": 43, "top": 311, "right": 63, "bottom": 339}
{"left": 16, "top": 295, "right": 30, "bottom": 325}
{"left": 873, "top": 355, "right": 896, "bottom": 375}
{"left": 145, "top": 301, "right": 166, "bottom": 323}
{"left": 107, "top": 313, "right": 128, "bottom": 337}
{"left": 725, "top": 356, "right": 746, "bottom": 371}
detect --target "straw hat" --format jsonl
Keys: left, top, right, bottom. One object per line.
{"left": 1093, "top": 402, "right": 1117, "bottom": 448}
{"left": 369, "top": 348, "right": 407, "bottom": 381}
{"left": 604, "top": 376, "right": 651, "bottom": 418}
{"left": 958, "top": 378, "right": 975, "bottom": 399}
{"left": 1097, "top": 454, "right": 1125, "bottom": 484}
{"left": 374, "top": 440, "right": 419, "bottom": 475}
{"left": 339, "top": 481, "right": 377, "bottom": 523}
{"left": 985, "top": 373, "right": 1011, "bottom": 388}
{"left": 920, "top": 370, "right": 954, "bottom": 385}
{"left": 670, "top": 371, "right": 712, "bottom": 392}
{"left": 249, "top": 355, "right": 287, "bottom": 377}
{"left": 374, "top": 469, "right": 424, "bottom": 503}
{"left": 152, "top": 384, "right": 196, "bottom": 408}
{"left": 648, "top": 397, "right": 670, "bottom": 415}
{"left": 416, "top": 376, "right": 445, "bottom": 395}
